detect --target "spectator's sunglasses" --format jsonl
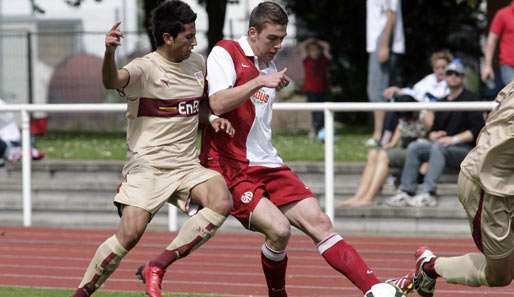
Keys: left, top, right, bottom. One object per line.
{"left": 445, "top": 71, "right": 463, "bottom": 77}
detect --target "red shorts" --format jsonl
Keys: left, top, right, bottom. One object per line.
{"left": 205, "top": 160, "right": 314, "bottom": 229}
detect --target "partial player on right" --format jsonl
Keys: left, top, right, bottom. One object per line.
{"left": 410, "top": 81, "right": 514, "bottom": 297}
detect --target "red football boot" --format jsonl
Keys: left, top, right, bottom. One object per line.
{"left": 136, "top": 262, "right": 166, "bottom": 297}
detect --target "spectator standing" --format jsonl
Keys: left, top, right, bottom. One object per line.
{"left": 385, "top": 60, "right": 485, "bottom": 208}
{"left": 366, "top": 0, "right": 405, "bottom": 146}
{"left": 299, "top": 38, "right": 331, "bottom": 139}
{"left": 481, "top": 0, "right": 514, "bottom": 87}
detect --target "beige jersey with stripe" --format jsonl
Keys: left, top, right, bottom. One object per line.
{"left": 460, "top": 81, "right": 514, "bottom": 197}
{"left": 122, "top": 51, "right": 206, "bottom": 169}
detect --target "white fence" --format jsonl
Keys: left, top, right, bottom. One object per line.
{"left": 0, "top": 101, "right": 498, "bottom": 231}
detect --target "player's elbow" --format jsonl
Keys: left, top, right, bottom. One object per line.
{"left": 102, "top": 78, "right": 118, "bottom": 90}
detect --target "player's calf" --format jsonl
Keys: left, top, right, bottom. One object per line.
{"left": 136, "top": 207, "right": 226, "bottom": 296}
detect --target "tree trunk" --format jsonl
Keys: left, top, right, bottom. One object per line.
{"left": 206, "top": 0, "right": 228, "bottom": 52}
{"left": 143, "top": 0, "right": 161, "bottom": 51}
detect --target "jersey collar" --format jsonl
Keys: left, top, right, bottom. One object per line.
{"left": 237, "top": 36, "right": 256, "bottom": 58}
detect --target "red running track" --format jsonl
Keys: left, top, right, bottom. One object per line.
{"left": 0, "top": 227, "right": 513, "bottom": 297}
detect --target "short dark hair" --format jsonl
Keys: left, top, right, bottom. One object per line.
{"left": 151, "top": 0, "right": 197, "bottom": 47}
{"left": 249, "top": 1, "right": 288, "bottom": 32}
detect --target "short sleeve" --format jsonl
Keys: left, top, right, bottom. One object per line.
{"left": 490, "top": 10, "right": 505, "bottom": 36}
{"left": 122, "top": 58, "right": 147, "bottom": 98}
{"left": 385, "top": 0, "right": 399, "bottom": 12}
{"left": 206, "top": 46, "right": 237, "bottom": 96}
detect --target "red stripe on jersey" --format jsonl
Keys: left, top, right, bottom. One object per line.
{"left": 137, "top": 97, "right": 204, "bottom": 117}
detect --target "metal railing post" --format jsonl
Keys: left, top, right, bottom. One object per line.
{"left": 21, "top": 110, "right": 32, "bottom": 227}
{"left": 324, "top": 106, "right": 334, "bottom": 222}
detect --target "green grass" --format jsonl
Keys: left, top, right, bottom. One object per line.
{"left": 35, "top": 126, "right": 370, "bottom": 162}
{"left": 0, "top": 286, "right": 228, "bottom": 297}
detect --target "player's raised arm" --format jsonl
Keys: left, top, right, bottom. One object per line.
{"left": 102, "top": 22, "right": 130, "bottom": 90}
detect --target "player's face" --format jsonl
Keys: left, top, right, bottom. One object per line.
{"left": 249, "top": 23, "right": 287, "bottom": 64}
{"left": 168, "top": 22, "right": 197, "bottom": 62}
{"left": 432, "top": 59, "right": 448, "bottom": 82}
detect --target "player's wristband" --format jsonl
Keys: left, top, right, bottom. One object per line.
{"left": 451, "top": 136, "right": 460, "bottom": 144}
{"left": 208, "top": 114, "right": 220, "bottom": 124}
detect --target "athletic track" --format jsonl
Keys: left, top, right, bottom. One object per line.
{"left": 0, "top": 227, "right": 513, "bottom": 297}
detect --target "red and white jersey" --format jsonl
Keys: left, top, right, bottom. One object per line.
{"left": 201, "top": 36, "right": 283, "bottom": 167}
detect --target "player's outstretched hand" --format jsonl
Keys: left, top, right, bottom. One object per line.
{"left": 211, "top": 117, "right": 235, "bottom": 137}
{"left": 259, "top": 68, "right": 290, "bottom": 90}
{"left": 105, "top": 22, "right": 123, "bottom": 52}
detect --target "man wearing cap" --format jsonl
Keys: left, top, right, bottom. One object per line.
{"left": 385, "top": 60, "right": 485, "bottom": 208}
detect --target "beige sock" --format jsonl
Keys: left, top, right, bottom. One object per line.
{"left": 166, "top": 208, "right": 226, "bottom": 254}
{"left": 435, "top": 253, "right": 489, "bottom": 287}
{"left": 78, "top": 235, "right": 128, "bottom": 294}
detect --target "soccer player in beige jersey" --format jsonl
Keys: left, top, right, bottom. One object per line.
{"left": 69, "top": 1, "right": 233, "bottom": 297}
{"left": 410, "top": 81, "right": 514, "bottom": 296}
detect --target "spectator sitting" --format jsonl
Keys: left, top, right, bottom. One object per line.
{"left": 376, "top": 50, "right": 452, "bottom": 148}
{"left": 0, "top": 99, "right": 45, "bottom": 166}
{"left": 384, "top": 60, "right": 485, "bottom": 208}
{"left": 299, "top": 37, "right": 331, "bottom": 140}
{"left": 384, "top": 50, "right": 452, "bottom": 103}
{"left": 337, "top": 94, "right": 431, "bottom": 208}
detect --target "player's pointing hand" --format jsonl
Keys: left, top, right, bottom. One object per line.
{"left": 105, "top": 22, "right": 123, "bottom": 52}
{"left": 258, "top": 67, "right": 290, "bottom": 90}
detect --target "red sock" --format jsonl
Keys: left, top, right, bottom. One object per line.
{"left": 151, "top": 249, "right": 178, "bottom": 270}
{"left": 261, "top": 243, "right": 288, "bottom": 297}
{"left": 318, "top": 234, "right": 380, "bottom": 293}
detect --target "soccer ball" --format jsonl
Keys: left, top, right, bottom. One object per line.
{"left": 364, "top": 283, "right": 406, "bottom": 297}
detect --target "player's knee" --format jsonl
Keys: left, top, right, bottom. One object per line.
{"left": 314, "top": 212, "right": 333, "bottom": 233}
{"left": 202, "top": 182, "right": 232, "bottom": 216}
{"left": 368, "top": 149, "right": 378, "bottom": 160}
{"left": 377, "top": 149, "right": 387, "bottom": 159}
{"left": 212, "top": 192, "right": 232, "bottom": 216}
{"left": 269, "top": 220, "right": 291, "bottom": 244}
{"left": 117, "top": 228, "right": 143, "bottom": 250}
{"left": 209, "top": 189, "right": 232, "bottom": 216}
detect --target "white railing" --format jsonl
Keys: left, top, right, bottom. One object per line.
{"left": 0, "top": 101, "right": 498, "bottom": 231}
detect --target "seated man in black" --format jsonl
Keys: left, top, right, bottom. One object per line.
{"left": 385, "top": 60, "right": 485, "bottom": 207}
